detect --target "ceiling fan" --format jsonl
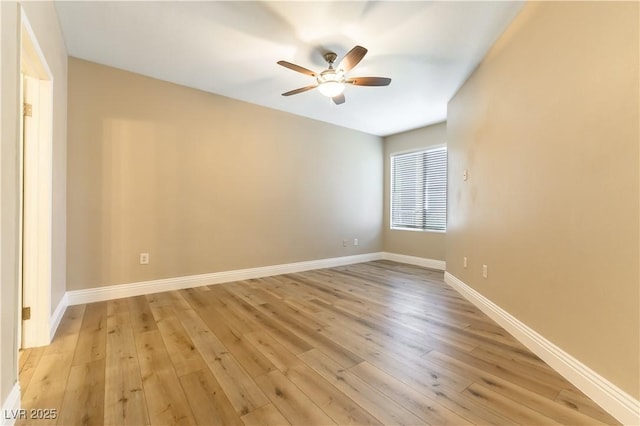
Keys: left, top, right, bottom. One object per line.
{"left": 277, "top": 45, "right": 391, "bottom": 105}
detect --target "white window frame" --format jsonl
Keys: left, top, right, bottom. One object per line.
{"left": 390, "top": 145, "right": 447, "bottom": 233}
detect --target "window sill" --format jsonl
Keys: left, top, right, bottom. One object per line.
{"left": 390, "top": 227, "right": 446, "bottom": 234}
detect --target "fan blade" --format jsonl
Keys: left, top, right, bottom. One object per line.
{"left": 277, "top": 61, "right": 316, "bottom": 77}
{"left": 332, "top": 93, "right": 345, "bottom": 105}
{"left": 345, "top": 77, "right": 391, "bottom": 86}
{"left": 282, "top": 85, "right": 317, "bottom": 96}
{"left": 338, "top": 46, "right": 367, "bottom": 72}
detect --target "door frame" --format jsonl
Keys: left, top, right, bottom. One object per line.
{"left": 19, "top": 7, "right": 54, "bottom": 348}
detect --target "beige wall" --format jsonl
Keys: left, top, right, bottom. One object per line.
{"left": 447, "top": 1, "right": 639, "bottom": 399}
{"left": 67, "top": 58, "right": 383, "bottom": 290}
{"left": 383, "top": 122, "right": 446, "bottom": 260}
{"left": 0, "top": 0, "right": 67, "bottom": 408}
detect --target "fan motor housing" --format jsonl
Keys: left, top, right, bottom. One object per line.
{"left": 323, "top": 52, "right": 338, "bottom": 65}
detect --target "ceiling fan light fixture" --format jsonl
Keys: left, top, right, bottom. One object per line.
{"left": 317, "top": 81, "right": 345, "bottom": 97}
{"left": 278, "top": 45, "right": 390, "bottom": 104}
{"left": 317, "top": 69, "right": 345, "bottom": 98}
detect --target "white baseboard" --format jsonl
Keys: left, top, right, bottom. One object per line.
{"left": 66, "top": 252, "right": 384, "bottom": 305}
{"left": 49, "top": 293, "right": 68, "bottom": 341}
{"left": 444, "top": 272, "right": 640, "bottom": 426}
{"left": 1, "top": 382, "right": 21, "bottom": 426}
{"left": 381, "top": 252, "right": 446, "bottom": 271}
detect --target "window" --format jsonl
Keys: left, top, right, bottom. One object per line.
{"left": 391, "top": 147, "right": 447, "bottom": 231}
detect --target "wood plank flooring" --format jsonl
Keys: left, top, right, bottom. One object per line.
{"left": 17, "top": 261, "right": 619, "bottom": 425}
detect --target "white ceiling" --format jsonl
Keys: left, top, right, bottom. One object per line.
{"left": 54, "top": 1, "right": 524, "bottom": 137}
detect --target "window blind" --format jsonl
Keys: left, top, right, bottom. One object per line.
{"left": 391, "top": 147, "right": 447, "bottom": 231}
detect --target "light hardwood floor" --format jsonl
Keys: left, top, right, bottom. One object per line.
{"left": 18, "top": 261, "right": 619, "bottom": 425}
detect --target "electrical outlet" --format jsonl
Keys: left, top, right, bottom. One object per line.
{"left": 140, "top": 252, "right": 149, "bottom": 265}
{"left": 463, "top": 257, "right": 468, "bottom": 268}
{"left": 353, "top": 238, "right": 359, "bottom": 246}
{"left": 482, "top": 264, "right": 488, "bottom": 278}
